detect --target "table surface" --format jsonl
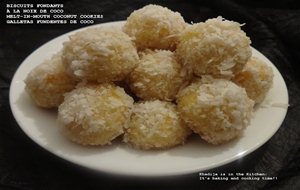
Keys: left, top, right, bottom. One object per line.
{"left": 1, "top": 0, "right": 300, "bottom": 189}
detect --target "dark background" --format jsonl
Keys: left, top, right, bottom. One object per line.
{"left": 1, "top": 0, "right": 300, "bottom": 189}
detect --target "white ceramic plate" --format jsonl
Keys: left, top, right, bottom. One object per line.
{"left": 9, "top": 21, "right": 288, "bottom": 176}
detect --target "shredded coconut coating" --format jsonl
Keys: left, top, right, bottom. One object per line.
{"left": 128, "top": 50, "right": 190, "bottom": 101}
{"left": 177, "top": 77, "right": 254, "bottom": 144}
{"left": 233, "top": 57, "right": 274, "bottom": 104}
{"left": 25, "top": 52, "right": 76, "bottom": 108}
{"left": 58, "top": 83, "right": 134, "bottom": 146}
{"left": 123, "top": 4, "right": 187, "bottom": 51}
{"left": 176, "top": 16, "right": 252, "bottom": 79}
{"left": 62, "top": 27, "right": 139, "bottom": 82}
{"left": 124, "top": 100, "right": 191, "bottom": 150}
